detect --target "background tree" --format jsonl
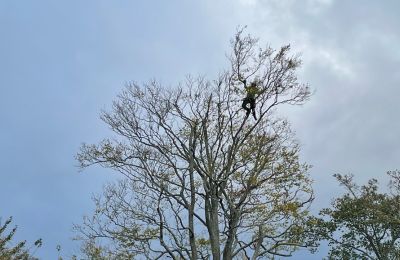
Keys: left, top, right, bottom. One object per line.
{"left": 0, "top": 216, "right": 42, "bottom": 260}
{"left": 309, "top": 171, "right": 400, "bottom": 260}
{"left": 75, "top": 29, "right": 314, "bottom": 259}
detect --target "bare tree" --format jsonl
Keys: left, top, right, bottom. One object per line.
{"left": 75, "top": 29, "right": 314, "bottom": 259}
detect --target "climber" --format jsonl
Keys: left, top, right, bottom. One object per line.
{"left": 240, "top": 79, "right": 259, "bottom": 120}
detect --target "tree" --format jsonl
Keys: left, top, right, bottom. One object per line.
{"left": 0, "top": 216, "right": 42, "bottom": 260}
{"left": 309, "top": 171, "right": 400, "bottom": 260}
{"left": 75, "top": 28, "right": 314, "bottom": 259}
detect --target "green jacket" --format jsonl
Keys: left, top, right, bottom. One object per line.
{"left": 245, "top": 84, "right": 259, "bottom": 99}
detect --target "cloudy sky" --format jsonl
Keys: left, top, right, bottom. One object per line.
{"left": 1, "top": 0, "right": 399, "bottom": 258}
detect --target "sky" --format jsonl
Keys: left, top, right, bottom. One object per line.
{"left": 1, "top": 0, "right": 399, "bottom": 258}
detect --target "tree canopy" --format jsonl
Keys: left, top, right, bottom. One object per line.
{"left": 309, "top": 171, "right": 400, "bottom": 260}
{"left": 75, "top": 29, "right": 313, "bottom": 260}
{"left": 0, "top": 216, "right": 42, "bottom": 260}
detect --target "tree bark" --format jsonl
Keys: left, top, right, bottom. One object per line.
{"left": 188, "top": 125, "right": 198, "bottom": 260}
{"left": 222, "top": 210, "right": 240, "bottom": 260}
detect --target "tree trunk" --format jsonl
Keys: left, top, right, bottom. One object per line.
{"left": 222, "top": 210, "right": 240, "bottom": 260}
{"left": 206, "top": 184, "right": 221, "bottom": 260}
{"left": 188, "top": 129, "right": 198, "bottom": 260}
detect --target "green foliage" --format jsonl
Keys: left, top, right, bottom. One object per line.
{"left": 309, "top": 171, "right": 400, "bottom": 259}
{"left": 0, "top": 216, "right": 42, "bottom": 260}
{"left": 79, "top": 239, "right": 136, "bottom": 260}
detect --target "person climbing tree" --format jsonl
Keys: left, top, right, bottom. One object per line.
{"left": 240, "top": 78, "right": 260, "bottom": 120}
